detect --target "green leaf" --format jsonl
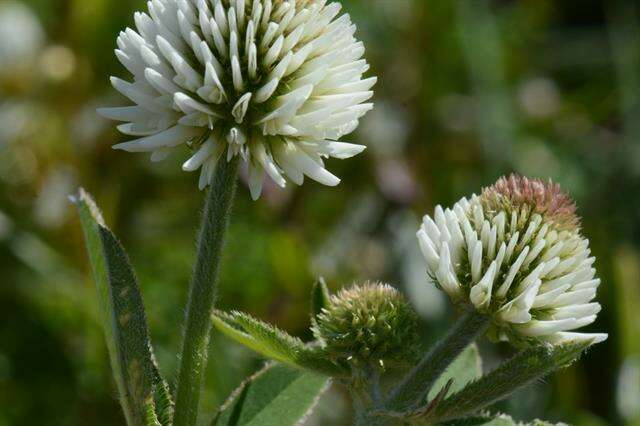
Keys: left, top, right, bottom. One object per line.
{"left": 152, "top": 362, "right": 174, "bottom": 426}
{"left": 429, "top": 342, "right": 592, "bottom": 422}
{"left": 212, "top": 311, "right": 304, "bottom": 365}
{"left": 311, "top": 277, "right": 331, "bottom": 321}
{"left": 428, "top": 344, "right": 482, "bottom": 401}
{"left": 146, "top": 402, "right": 162, "bottom": 426}
{"left": 73, "top": 188, "right": 167, "bottom": 426}
{"left": 212, "top": 311, "right": 348, "bottom": 377}
{"left": 211, "top": 362, "right": 331, "bottom": 426}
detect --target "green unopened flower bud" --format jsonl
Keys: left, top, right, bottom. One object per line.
{"left": 312, "top": 282, "right": 420, "bottom": 368}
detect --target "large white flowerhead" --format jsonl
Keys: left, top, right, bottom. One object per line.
{"left": 417, "top": 175, "right": 607, "bottom": 346}
{"left": 99, "top": 0, "right": 376, "bottom": 199}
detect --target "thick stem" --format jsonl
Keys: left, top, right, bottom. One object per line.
{"left": 385, "top": 310, "right": 491, "bottom": 412}
{"left": 173, "top": 156, "right": 239, "bottom": 426}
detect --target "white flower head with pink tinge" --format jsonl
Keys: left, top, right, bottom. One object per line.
{"left": 417, "top": 175, "right": 607, "bottom": 347}
{"left": 100, "top": 0, "right": 376, "bottom": 199}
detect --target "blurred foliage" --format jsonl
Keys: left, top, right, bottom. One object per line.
{"left": 0, "top": 0, "right": 639, "bottom": 425}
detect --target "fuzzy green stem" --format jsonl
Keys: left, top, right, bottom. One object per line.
{"left": 386, "top": 310, "right": 491, "bottom": 412}
{"left": 353, "top": 404, "right": 394, "bottom": 426}
{"left": 173, "top": 156, "right": 239, "bottom": 426}
{"left": 430, "top": 342, "right": 590, "bottom": 422}
{"left": 350, "top": 368, "right": 394, "bottom": 426}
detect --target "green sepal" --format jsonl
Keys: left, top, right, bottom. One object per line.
{"left": 212, "top": 311, "right": 348, "bottom": 377}
{"left": 72, "top": 188, "right": 170, "bottom": 426}
{"left": 211, "top": 362, "right": 331, "bottom": 426}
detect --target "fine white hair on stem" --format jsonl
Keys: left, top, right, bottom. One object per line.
{"left": 417, "top": 174, "right": 607, "bottom": 346}
{"left": 100, "top": 0, "right": 376, "bottom": 199}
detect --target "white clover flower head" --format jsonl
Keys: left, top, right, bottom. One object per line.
{"left": 99, "top": 0, "right": 376, "bottom": 199}
{"left": 417, "top": 174, "right": 607, "bottom": 346}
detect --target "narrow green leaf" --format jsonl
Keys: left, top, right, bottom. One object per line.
{"left": 212, "top": 311, "right": 348, "bottom": 377}
{"left": 212, "top": 363, "right": 331, "bottom": 426}
{"left": 212, "top": 311, "right": 304, "bottom": 365}
{"left": 428, "top": 344, "right": 482, "bottom": 401}
{"left": 311, "top": 277, "right": 331, "bottom": 321}
{"left": 146, "top": 401, "right": 162, "bottom": 426}
{"left": 152, "top": 362, "right": 175, "bottom": 426}
{"left": 73, "top": 188, "right": 164, "bottom": 426}
{"left": 234, "top": 313, "right": 309, "bottom": 362}
{"left": 430, "top": 342, "right": 591, "bottom": 422}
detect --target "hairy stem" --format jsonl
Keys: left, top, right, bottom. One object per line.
{"left": 350, "top": 368, "right": 394, "bottom": 426}
{"left": 430, "top": 342, "right": 589, "bottom": 422}
{"left": 173, "top": 156, "right": 239, "bottom": 426}
{"left": 386, "top": 310, "right": 490, "bottom": 411}
{"left": 354, "top": 406, "right": 395, "bottom": 426}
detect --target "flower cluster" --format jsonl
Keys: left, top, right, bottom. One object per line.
{"left": 312, "top": 282, "right": 420, "bottom": 368}
{"left": 417, "top": 175, "right": 607, "bottom": 346}
{"left": 100, "top": 0, "right": 376, "bottom": 198}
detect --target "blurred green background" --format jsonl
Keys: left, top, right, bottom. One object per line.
{"left": 1, "top": 0, "right": 639, "bottom": 424}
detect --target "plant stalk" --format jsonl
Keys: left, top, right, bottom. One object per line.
{"left": 350, "top": 368, "right": 394, "bottom": 426}
{"left": 173, "top": 156, "right": 239, "bottom": 426}
{"left": 385, "top": 310, "right": 491, "bottom": 412}
{"left": 429, "top": 342, "right": 590, "bottom": 422}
